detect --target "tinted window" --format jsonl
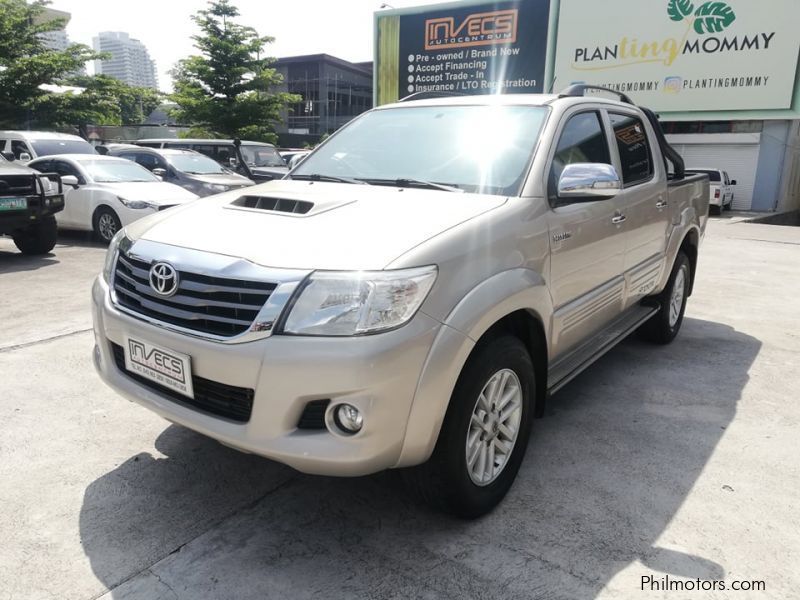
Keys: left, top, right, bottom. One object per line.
{"left": 239, "top": 144, "right": 285, "bottom": 168}
{"left": 549, "top": 111, "right": 611, "bottom": 199}
{"left": 609, "top": 113, "right": 653, "bottom": 186}
{"left": 30, "top": 139, "right": 96, "bottom": 156}
{"left": 11, "top": 140, "right": 31, "bottom": 159}
{"left": 51, "top": 160, "right": 85, "bottom": 184}
{"left": 121, "top": 152, "right": 164, "bottom": 171}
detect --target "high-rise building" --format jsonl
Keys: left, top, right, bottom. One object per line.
{"left": 36, "top": 8, "right": 86, "bottom": 76}
{"left": 92, "top": 32, "right": 158, "bottom": 90}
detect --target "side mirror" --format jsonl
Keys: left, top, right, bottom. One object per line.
{"left": 228, "top": 157, "right": 238, "bottom": 168}
{"left": 61, "top": 175, "right": 79, "bottom": 188}
{"left": 152, "top": 168, "right": 167, "bottom": 179}
{"left": 730, "top": 179, "right": 737, "bottom": 186}
{"left": 19, "top": 152, "right": 32, "bottom": 162}
{"left": 557, "top": 163, "right": 621, "bottom": 202}
{"left": 289, "top": 154, "right": 307, "bottom": 169}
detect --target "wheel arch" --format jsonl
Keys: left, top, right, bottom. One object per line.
{"left": 395, "top": 268, "right": 552, "bottom": 468}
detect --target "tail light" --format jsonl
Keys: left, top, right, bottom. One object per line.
{"left": 714, "top": 189, "right": 720, "bottom": 198}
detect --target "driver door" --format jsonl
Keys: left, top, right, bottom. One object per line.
{"left": 546, "top": 110, "right": 628, "bottom": 358}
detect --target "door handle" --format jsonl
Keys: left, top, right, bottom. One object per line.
{"left": 611, "top": 214, "right": 626, "bottom": 225}
{"left": 655, "top": 199, "right": 668, "bottom": 209}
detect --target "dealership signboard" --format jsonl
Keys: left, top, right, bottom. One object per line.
{"left": 375, "top": 0, "right": 551, "bottom": 105}
{"left": 554, "top": 0, "right": 800, "bottom": 112}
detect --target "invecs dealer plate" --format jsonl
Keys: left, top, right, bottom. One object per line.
{"left": 124, "top": 337, "right": 194, "bottom": 398}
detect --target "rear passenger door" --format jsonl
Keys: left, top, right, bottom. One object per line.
{"left": 547, "top": 109, "right": 628, "bottom": 358}
{"left": 607, "top": 110, "right": 669, "bottom": 307}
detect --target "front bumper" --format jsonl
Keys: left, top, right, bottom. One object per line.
{"left": 92, "top": 275, "right": 443, "bottom": 476}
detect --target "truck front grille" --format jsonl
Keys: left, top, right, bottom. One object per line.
{"left": 113, "top": 250, "right": 277, "bottom": 338}
{"left": 110, "top": 342, "right": 254, "bottom": 422}
{"left": 0, "top": 174, "right": 36, "bottom": 196}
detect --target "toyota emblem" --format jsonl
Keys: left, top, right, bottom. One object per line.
{"left": 149, "top": 262, "right": 179, "bottom": 297}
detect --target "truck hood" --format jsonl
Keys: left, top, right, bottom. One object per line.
{"left": 99, "top": 181, "right": 198, "bottom": 205}
{"left": 129, "top": 179, "right": 507, "bottom": 270}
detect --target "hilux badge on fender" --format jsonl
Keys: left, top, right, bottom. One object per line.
{"left": 149, "top": 262, "right": 179, "bottom": 297}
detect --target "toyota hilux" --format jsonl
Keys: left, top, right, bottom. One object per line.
{"left": 92, "top": 86, "right": 709, "bottom": 517}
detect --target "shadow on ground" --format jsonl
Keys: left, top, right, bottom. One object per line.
{"left": 0, "top": 230, "right": 104, "bottom": 274}
{"left": 80, "top": 317, "right": 760, "bottom": 599}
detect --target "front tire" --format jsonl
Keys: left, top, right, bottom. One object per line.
{"left": 404, "top": 335, "right": 535, "bottom": 518}
{"left": 93, "top": 207, "right": 121, "bottom": 244}
{"left": 12, "top": 216, "right": 58, "bottom": 255}
{"left": 640, "top": 251, "right": 691, "bottom": 345}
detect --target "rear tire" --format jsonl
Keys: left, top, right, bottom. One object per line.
{"left": 403, "top": 335, "right": 535, "bottom": 518}
{"left": 93, "top": 207, "right": 121, "bottom": 244}
{"left": 12, "top": 216, "right": 58, "bottom": 255}
{"left": 640, "top": 251, "right": 691, "bottom": 345}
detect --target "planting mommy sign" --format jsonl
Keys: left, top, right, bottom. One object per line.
{"left": 554, "top": 0, "right": 800, "bottom": 111}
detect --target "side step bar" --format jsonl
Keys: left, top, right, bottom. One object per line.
{"left": 547, "top": 304, "right": 659, "bottom": 395}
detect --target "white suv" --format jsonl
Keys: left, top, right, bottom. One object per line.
{"left": 0, "top": 131, "right": 97, "bottom": 162}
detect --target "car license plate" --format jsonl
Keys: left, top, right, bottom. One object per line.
{"left": 0, "top": 197, "right": 27, "bottom": 211}
{"left": 124, "top": 337, "right": 194, "bottom": 399}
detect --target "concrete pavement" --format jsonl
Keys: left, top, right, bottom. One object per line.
{"left": 1, "top": 217, "right": 798, "bottom": 599}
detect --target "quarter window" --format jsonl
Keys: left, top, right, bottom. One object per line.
{"left": 549, "top": 111, "right": 611, "bottom": 200}
{"left": 609, "top": 113, "right": 654, "bottom": 186}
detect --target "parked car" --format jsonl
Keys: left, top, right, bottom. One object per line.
{"left": 686, "top": 168, "right": 736, "bottom": 214}
{"left": 0, "top": 131, "right": 96, "bottom": 162}
{"left": 134, "top": 138, "right": 288, "bottom": 182}
{"left": 106, "top": 147, "right": 254, "bottom": 197}
{"left": 0, "top": 153, "right": 64, "bottom": 254}
{"left": 27, "top": 155, "right": 197, "bottom": 243}
{"left": 92, "top": 86, "right": 709, "bottom": 517}
{"left": 282, "top": 150, "right": 312, "bottom": 169}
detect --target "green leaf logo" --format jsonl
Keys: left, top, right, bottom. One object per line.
{"left": 693, "top": 1, "right": 736, "bottom": 34}
{"left": 667, "top": 0, "right": 695, "bottom": 21}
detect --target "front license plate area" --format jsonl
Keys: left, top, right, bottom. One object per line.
{"left": 124, "top": 337, "right": 194, "bottom": 399}
{"left": 0, "top": 197, "right": 27, "bottom": 211}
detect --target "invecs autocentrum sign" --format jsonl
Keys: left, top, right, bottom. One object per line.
{"left": 554, "top": 0, "right": 800, "bottom": 111}
{"left": 424, "top": 9, "right": 518, "bottom": 50}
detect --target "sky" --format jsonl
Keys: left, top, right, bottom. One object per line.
{"left": 52, "top": 0, "right": 446, "bottom": 92}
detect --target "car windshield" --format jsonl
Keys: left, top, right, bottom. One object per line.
{"left": 291, "top": 104, "right": 549, "bottom": 195}
{"left": 688, "top": 169, "right": 721, "bottom": 182}
{"left": 167, "top": 153, "right": 228, "bottom": 175}
{"left": 239, "top": 144, "right": 286, "bottom": 167}
{"left": 79, "top": 159, "right": 159, "bottom": 183}
{"left": 30, "top": 140, "right": 96, "bottom": 156}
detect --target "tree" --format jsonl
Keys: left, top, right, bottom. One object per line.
{"left": 170, "top": 0, "right": 298, "bottom": 143}
{"left": 30, "top": 75, "right": 164, "bottom": 131}
{"left": 0, "top": 0, "right": 99, "bottom": 128}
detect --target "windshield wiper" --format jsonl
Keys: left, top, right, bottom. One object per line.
{"left": 290, "top": 173, "right": 368, "bottom": 185}
{"left": 363, "top": 178, "right": 464, "bottom": 193}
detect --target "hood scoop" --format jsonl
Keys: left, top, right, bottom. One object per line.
{"left": 230, "top": 195, "right": 314, "bottom": 215}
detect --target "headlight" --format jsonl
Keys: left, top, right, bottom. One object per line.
{"left": 282, "top": 266, "right": 437, "bottom": 336}
{"left": 203, "top": 183, "right": 229, "bottom": 193}
{"left": 117, "top": 196, "right": 156, "bottom": 210}
{"left": 102, "top": 230, "right": 128, "bottom": 282}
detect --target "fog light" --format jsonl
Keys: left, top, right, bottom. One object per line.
{"left": 334, "top": 403, "right": 363, "bottom": 434}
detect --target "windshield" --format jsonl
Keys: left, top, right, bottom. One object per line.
{"left": 688, "top": 169, "right": 721, "bottom": 182}
{"left": 239, "top": 145, "right": 285, "bottom": 168}
{"left": 31, "top": 139, "right": 96, "bottom": 156}
{"left": 167, "top": 153, "right": 228, "bottom": 175}
{"left": 79, "top": 159, "right": 159, "bottom": 183}
{"left": 292, "top": 105, "right": 549, "bottom": 195}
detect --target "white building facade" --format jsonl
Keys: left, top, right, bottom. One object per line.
{"left": 92, "top": 32, "right": 158, "bottom": 90}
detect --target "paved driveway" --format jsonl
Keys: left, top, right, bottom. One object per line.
{"left": 1, "top": 219, "right": 797, "bottom": 599}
